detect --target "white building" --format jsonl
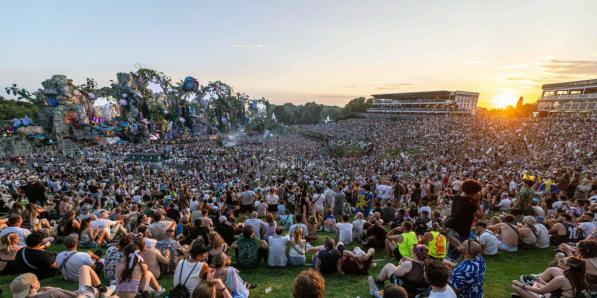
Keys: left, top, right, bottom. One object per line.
{"left": 538, "top": 79, "right": 597, "bottom": 113}
{"left": 367, "top": 90, "right": 479, "bottom": 115}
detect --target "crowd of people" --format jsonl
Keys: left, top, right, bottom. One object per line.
{"left": 0, "top": 114, "right": 595, "bottom": 298}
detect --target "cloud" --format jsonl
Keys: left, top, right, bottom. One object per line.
{"left": 375, "top": 83, "right": 413, "bottom": 90}
{"left": 228, "top": 43, "right": 264, "bottom": 48}
{"left": 538, "top": 59, "right": 597, "bottom": 75}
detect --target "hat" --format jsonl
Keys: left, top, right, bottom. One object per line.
{"left": 10, "top": 273, "right": 37, "bottom": 298}
{"left": 218, "top": 216, "right": 228, "bottom": 223}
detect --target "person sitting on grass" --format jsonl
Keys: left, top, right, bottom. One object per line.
{"left": 376, "top": 244, "right": 430, "bottom": 297}
{"left": 323, "top": 209, "right": 337, "bottom": 232}
{"left": 15, "top": 231, "right": 57, "bottom": 279}
{"left": 363, "top": 220, "right": 387, "bottom": 250}
{"left": 136, "top": 235, "right": 170, "bottom": 279}
{"left": 56, "top": 233, "right": 100, "bottom": 281}
{"left": 173, "top": 239, "right": 210, "bottom": 295}
{"left": 474, "top": 221, "right": 499, "bottom": 256}
{"left": 385, "top": 221, "right": 418, "bottom": 260}
{"left": 420, "top": 223, "right": 448, "bottom": 260}
{"left": 79, "top": 217, "right": 107, "bottom": 249}
{"left": 115, "top": 243, "right": 165, "bottom": 298}
{"left": 231, "top": 225, "right": 269, "bottom": 268}
{"left": 352, "top": 212, "right": 367, "bottom": 242}
{"left": 211, "top": 252, "right": 251, "bottom": 297}
{"left": 103, "top": 235, "right": 131, "bottom": 282}
{"left": 338, "top": 244, "right": 375, "bottom": 275}
{"left": 424, "top": 261, "right": 456, "bottom": 298}
{"left": 288, "top": 227, "right": 308, "bottom": 266}
{"left": 336, "top": 214, "right": 353, "bottom": 245}
{"left": 512, "top": 256, "right": 586, "bottom": 298}
{"left": 314, "top": 238, "right": 342, "bottom": 274}
{"left": 523, "top": 239, "right": 597, "bottom": 293}
{"left": 488, "top": 214, "right": 519, "bottom": 253}
{"left": 293, "top": 269, "right": 325, "bottom": 298}
{"left": 448, "top": 239, "right": 486, "bottom": 298}
{"left": 268, "top": 226, "right": 289, "bottom": 267}
{"left": 191, "top": 267, "right": 233, "bottom": 298}
{"left": 0, "top": 232, "right": 22, "bottom": 274}
{"left": 10, "top": 268, "right": 115, "bottom": 298}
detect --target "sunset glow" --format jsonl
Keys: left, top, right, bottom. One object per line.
{"left": 0, "top": 1, "right": 596, "bottom": 109}
{"left": 492, "top": 90, "right": 520, "bottom": 109}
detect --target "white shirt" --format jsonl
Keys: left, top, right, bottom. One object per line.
{"left": 429, "top": 286, "right": 457, "bottom": 298}
{"left": 266, "top": 194, "right": 279, "bottom": 205}
{"left": 495, "top": 198, "right": 511, "bottom": 211}
{"left": 245, "top": 218, "right": 263, "bottom": 239}
{"left": 91, "top": 219, "right": 117, "bottom": 230}
{"left": 352, "top": 219, "right": 365, "bottom": 238}
{"left": 419, "top": 205, "right": 432, "bottom": 217}
{"left": 478, "top": 231, "right": 499, "bottom": 255}
{"left": 189, "top": 200, "right": 198, "bottom": 211}
{"left": 509, "top": 181, "right": 517, "bottom": 192}
{"left": 312, "top": 193, "right": 325, "bottom": 209}
{"left": 579, "top": 222, "right": 595, "bottom": 239}
{"left": 56, "top": 251, "right": 94, "bottom": 281}
{"left": 267, "top": 235, "right": 289, "bottom": 267}
{"left": 173, "top": 260, "right": 205, "bottom": 293}
{"left": 0, "top": 226, "right": 31, "bottom": 246}
{"left": 535, "top": 223, "right": 550, "bottom": 248}
{"left": 336, "top": 222, "right": 353, "bottom": 244}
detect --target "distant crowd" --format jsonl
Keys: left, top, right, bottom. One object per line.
{"left": 0, "top": 114, "right": 596, "bottom": 298}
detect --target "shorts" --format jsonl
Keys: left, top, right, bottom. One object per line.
{"left": 76, "top": 285, "right": 98, "bottom": 298}
{"left": 498, "top": 241, "right": 518, "bottom": 252}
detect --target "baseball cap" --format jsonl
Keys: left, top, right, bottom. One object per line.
{"left": 10, "top": 273, "right": 37, "bottom": 298}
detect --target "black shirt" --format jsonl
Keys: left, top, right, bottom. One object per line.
{"left": 445, "top": 195, "right": 478, "bottom": 237}
{"left": 317, "top": 249, "right": 341, "bottom": 274}
{"left": 15, "top": 247, "right": 57, "bottom": 279}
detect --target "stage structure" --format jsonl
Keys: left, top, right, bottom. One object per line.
{"left": 537, "top": 79, "right": 597, "bottom": 113}
{"left": 367, "top": 90, "right": 479, "bottom": 115}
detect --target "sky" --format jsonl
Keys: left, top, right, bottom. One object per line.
{"left": 1, "top": 1, "right": 597, "bottom": 108}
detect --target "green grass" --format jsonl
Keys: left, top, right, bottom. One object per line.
{"left": 0, "top": 232, "right": 555, "bottom": 298}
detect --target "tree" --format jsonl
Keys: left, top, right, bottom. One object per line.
{"left": 338, "top": 96, "right": 373, "bottom": 119}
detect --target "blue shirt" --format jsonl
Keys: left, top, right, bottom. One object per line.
{"left": 449, "top": 255, "right": 486, "bottom": 298}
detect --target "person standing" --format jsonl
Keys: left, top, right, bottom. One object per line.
{"left": 333, "top": 186, "right": 346, "bottom": 217}
{"left": 444, "top": 179, "right": 483, "bottom": 260}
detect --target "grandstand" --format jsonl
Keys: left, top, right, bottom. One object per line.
{"left": 537, "top": 78, "right": 597, "bottom": 113}
{"left": 367, "top": 90, "right": 479, "bottom": 115}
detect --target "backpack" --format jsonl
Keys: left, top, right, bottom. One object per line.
{"left": 168, "top": 260, "right": 199, "bottom": 298}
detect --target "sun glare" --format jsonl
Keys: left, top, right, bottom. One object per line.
{"left": 492, "top": 90, "right": 519, "bottom": 109}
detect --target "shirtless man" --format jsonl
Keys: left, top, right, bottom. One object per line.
{"left": 488, "top": 215, "right": 519, "bottom": 252}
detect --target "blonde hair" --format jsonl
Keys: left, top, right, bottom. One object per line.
{"left": 0, "top": 233, "right": 19, "bottom": 254}
{"left": 293, "top": 227, "right": 303, "bottom": 243}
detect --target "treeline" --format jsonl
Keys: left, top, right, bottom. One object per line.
{"left": 270, "top": 96, "right": 373, "bottom": 125}
{"left": 0, "top": 97, "right": 40, "bottom": 120}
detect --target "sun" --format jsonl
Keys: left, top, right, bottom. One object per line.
{"left": 492, "top": 89, "right": 519, "bottom": 109}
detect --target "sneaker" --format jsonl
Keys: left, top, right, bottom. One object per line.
{"left": 155, "top": 287, "right": 166, "bottom": 296}
{"left": 367, "top": 276, "right": 378, "bottom": 297}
